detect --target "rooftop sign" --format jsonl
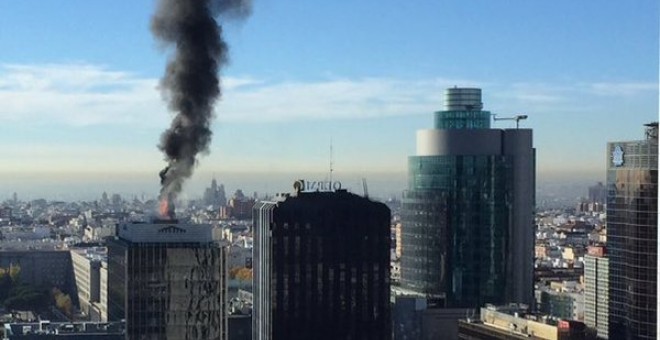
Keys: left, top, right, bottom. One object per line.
{"left": 294, "top": 179, "right": 342, "bottom": 193}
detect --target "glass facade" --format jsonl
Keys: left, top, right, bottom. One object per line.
{"left": 107, "top": 235, "right": 227, "bottom": 340}
{"left": 253, "top": 191, "right": 391, "bottom": 340}
{"left": 607, "top": 128, "right": 658, "bottom": 340}
{"left": 584, "top": 254, "right": 609, "bottom": 339}
{"left": 434, "top": 110, "right": 491, "bottom": 130}
{"left": 401, "top": 88, "right": 534, "bottom": 309}
{"left": 401, "top": 154, "right": 511, "bottom": 307}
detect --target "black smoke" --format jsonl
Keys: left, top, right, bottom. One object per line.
{"left": 152, "top": 0, "right": 251, "bottom": 207}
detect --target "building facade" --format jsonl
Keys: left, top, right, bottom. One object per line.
{"left": 400, "top": 88, "right": 535, "bottom": 308}
{"left": 606, "top": 122, "right": 658, "bottom": 340}
{"left": 107, "top": 221, "right": 228, "bottom": 340}
{"left": 583, "top": 246, "right": 608, "bottom": 339}
{"left": 0, "top": 250, "right": 74, "bottom": 294}
{"left": 70, "top": 248, "right": 104, "bottom": 319}
{"left": 457, "top": 304, "right": 588, "bottom": 340}
{"left": 253, "top": 190, "right": 391, "bottom": 340}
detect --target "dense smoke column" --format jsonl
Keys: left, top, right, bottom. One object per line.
{"left": 152, "top": 0, "right": 251, "bottom": 211}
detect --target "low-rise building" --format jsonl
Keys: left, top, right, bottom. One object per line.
{"left": 457, "top": 304, "right": 587, "bottom": 340}
{"left": 3, "top": 320, "right": 124, "bottom": 339}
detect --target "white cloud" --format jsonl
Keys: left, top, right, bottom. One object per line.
{"left": 0, "top": 63, "right": 165, "bottom": 126}
{"left": 0, "top": 63, "right": 475, "bottom": 126}
{"left": 218, "top": 78, "right": 455, "bottom": 122}
{"left": 0, "top": 62, "right": 655, "bottom": 127}
{"left": 588, "top": 82, "right": 658, "bottom": 96}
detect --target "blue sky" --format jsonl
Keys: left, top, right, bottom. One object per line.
{"left": 0, "top": 1, "right": 657, "bottom": 199}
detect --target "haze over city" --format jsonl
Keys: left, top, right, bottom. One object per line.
{"left": 0, "top": 1, "right": 657, "bottom": 200}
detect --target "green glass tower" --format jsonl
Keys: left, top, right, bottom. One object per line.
{"left": 606, "top": 123, "right": 658, "bottom": 340}
{"left": 401, "top": 88, "right": 535, "bottom": 308}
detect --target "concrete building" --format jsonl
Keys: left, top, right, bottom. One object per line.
{"left": 106, "top": 221, "right": 228, "bottom": 340}
{"left": 583, "top": 246, "right": 608, "bottom": 339}
{"left": 70, "top": 248, "right": 106, "bottom": 320}
{"left": 457, "top": 304, "right": 587, "bottom": 340}
{"left": 95, "top": 261, "right": 108, "bottom": 322}
{"left": 392, "top": 291, "right": 475, "bottom": 340}
{"left": 606, "top": 122, "right": 658, "bottom": 340}
{"left": 401, "top": 88, "right": 535, "bottom": 309}
{"left": 253, "top": 189, "right": 391, "bottom": 340}
{"left": 227, "top": 244, "right": 252, "bottom": 270}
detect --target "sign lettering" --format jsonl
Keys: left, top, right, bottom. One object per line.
{"left": 294, "top": 179, "right": 342, "bottom": 193}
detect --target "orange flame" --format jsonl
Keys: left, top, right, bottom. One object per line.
{"left": 159, "top": 198, "right": 169, "bottom": 218}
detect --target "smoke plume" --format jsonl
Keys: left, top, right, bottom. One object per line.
{"left": 152, "top": 0, "right": 251, "bottom": 211}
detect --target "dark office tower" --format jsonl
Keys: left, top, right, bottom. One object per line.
{"left": 588, "top": 182, "right": 607, "bottom": 205}
{"left": 253, "top": 189, "right": 391, "bottom": 340}
{"left": 606, "top": 122, "right": 658, "bottom": 340}
{"left": 107, "top": 221, "right": 228, "bottom": 340}
{"left": 400, "top": 88, "right": 535, "bottom": 308}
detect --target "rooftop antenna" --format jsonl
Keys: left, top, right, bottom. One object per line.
{"left": 329, "top": 138, "right": 334, "bottom": 183}
{"left": 492, "top": 114, "right": 528, "bottom": 129}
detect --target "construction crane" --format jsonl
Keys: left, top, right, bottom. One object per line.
{"left": 492, "top": 114, "right": 528, "bottom": 129}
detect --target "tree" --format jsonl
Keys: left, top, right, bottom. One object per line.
{"left": 0, "top": 273, "right": 11, "bottom": 301}
{"left": 235, "top": 268, "right": 252, "bottom": 281}
{"left": 51, "top": 288, "right": 73, "bottom": 319}
{"left": 4, "top": 284, "right": 48, "bottom": 311}
{"left": 9, "top": 263, "right": 20, "bottom": 283}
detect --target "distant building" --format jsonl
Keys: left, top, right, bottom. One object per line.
{"left": 588, "top": 182, "right": 607, "bottom": 205}
{"left": 253, "top": 189, "right": 391, "bottom": 340}
{"left": 220, "top": 190, "right": 255, "bottom": 220}
{"left": 606, "top": 122, "right": 658, "bottom": 340}
{"left": 583, "top": 246, "right": 608, "bottom": 339}
{"left": 3, "top": 321, "right": 124, "bottom": 339}
{"left": 401, "top": 88, "right": 535, "bottom": 308}
{"left": 107, "top": 221, "right": 228, "bottom": 340}
{"left": 204, "top": 178, "right": 228, "bottom": 208}
{"left": 0, "top": 207, "right": 12, "bottom": 220}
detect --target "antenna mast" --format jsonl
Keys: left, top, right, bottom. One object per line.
{"left": 492, "top": 114, "right": 528, "bottom": 129}
{"left": 329, "top": 138, "right": 334, "bottom": 183}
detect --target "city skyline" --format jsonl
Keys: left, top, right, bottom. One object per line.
{"left": 0, "top": 1, "right": 657, "bottom": 200}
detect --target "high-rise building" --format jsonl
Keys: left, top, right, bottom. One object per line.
{"left": 253, "top": 189, "right": 391, "bottom": 340}
{"left": 204, "top": 178, "right": 228, "bottom": 208}
{"left": 606, "top": 122, "right": 658, "bottom": 340}
{"left": 584, "top": 246, "right": 608, "bottom": 339}
{"left": 588, "top": 182, "right": 607, "bottom": 205}
{"left": 401, "top": 88, "right": 535, "bottom": 308}
{"left": 107, "top": 221, "right": 228, "bottom": 340}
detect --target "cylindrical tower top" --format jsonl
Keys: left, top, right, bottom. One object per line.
{"left": 445, "top": 88, "right": 482, "bottom": 111}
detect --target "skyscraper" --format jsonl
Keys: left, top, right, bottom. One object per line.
{"left": 606, "top": 122, "right": 658, "bottom": 340}
{"left": 107, "top": 221, "right": 228, "bottom": 340}
{"left": 253, "top": 188, "right": 391, "bottom": 340}
{"left": 400, "top": 88, "right": 535, "bottom": 308}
